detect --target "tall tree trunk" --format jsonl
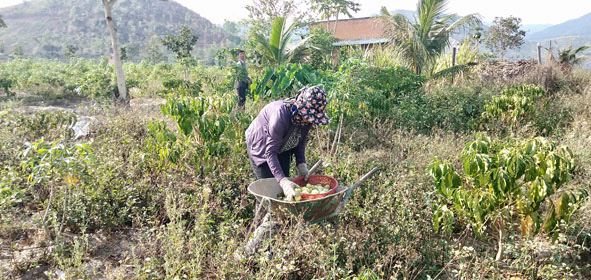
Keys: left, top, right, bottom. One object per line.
{"left": 102, "top": 0, "right": 128, "bottom": 104}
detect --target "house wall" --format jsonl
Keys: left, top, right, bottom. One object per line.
{"left": 311, "top": 17, "right": 388, "bottom": 41}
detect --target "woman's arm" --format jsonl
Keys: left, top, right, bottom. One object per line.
{"left": 264, "top": 111, "right": 289, "bottom": 182}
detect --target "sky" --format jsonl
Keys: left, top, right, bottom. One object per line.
{"left": 0, "top": 0, "right": 590, "bottom": 25}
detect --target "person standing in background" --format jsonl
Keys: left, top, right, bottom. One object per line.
{"left": 234, "top": 50, "right": 252, "bottom": 108}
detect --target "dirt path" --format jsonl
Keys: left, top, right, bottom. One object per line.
{"left": 3, "top": 94, "right": 165, "bottom": 115}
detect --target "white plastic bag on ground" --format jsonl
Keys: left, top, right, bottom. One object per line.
{"left": 70, "top": 116, "right": 98, "bottom": 140}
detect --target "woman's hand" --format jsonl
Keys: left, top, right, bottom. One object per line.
{"left": 279, "top": 178, "right": 298, "bottom": 201}
{"left": 297, "top": 163, "right": 310, "bottom": 181}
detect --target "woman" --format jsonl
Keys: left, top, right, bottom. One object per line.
{"left": 245, "top": 86, "right": 329, "bottom": 200}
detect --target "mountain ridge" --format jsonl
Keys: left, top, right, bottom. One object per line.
{"left": 528, "top": 12, "right": 591, "bottom": 40}
{"left": 0, "top": 0, "right": 232, "bottom": 61}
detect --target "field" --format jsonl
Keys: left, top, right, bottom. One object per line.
{"left": 0, "top": 57, "right": 590, "bottom": 279}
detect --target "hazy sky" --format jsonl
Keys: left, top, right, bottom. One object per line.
{"left": 0, "top": 0, "right": 590, "bottom": 25}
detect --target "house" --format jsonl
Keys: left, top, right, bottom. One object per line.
{"left": 310, "top": 16, "right": 390, "bottom": 49}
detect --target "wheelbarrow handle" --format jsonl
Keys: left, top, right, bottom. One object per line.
{"left": 308, "top": 160, "right": 323, "bottom": 175}
{"left": 343, "top": 167, "right": 379, "bottom": 204}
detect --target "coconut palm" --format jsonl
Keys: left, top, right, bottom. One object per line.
{"left": 253, "top": 17, "right": 312, "bottom": 67}
{"left": 380, "top": 0, "right": 481, "bottom": 75}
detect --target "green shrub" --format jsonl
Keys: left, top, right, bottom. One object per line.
{"left": 327, "top": 60, "right": 426, "bottom": 123}
{"left": 429, "top": 134, "right": 588, "bottom": 259}
{"left": 251, "top": 63, "right": 325, "bottom": 100}
{"left": 481, "top": 84, "right": 545, "bottom": 132}
{"left": 532, "top": 95, "right": 574, "bottom": 136}
{"left": 420, "top": 85, "right": 494, "bottom": 132}
{"left": 0, "top": 76, "right": 14, "bottom": 97}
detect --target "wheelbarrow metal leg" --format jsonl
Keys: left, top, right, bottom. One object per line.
{"left": 244, "top": 213, "right": 279, "bottom": 255}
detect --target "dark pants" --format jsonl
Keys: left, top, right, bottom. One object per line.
{"left": 249, "top": 149, "right": 295, "bottom": 180}
{"left": 237, "top": 86, "right": 246, "bottom": 107}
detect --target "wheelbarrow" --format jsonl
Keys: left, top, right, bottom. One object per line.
{"left": 247, "top": 165, "right": 379, "bottom": 224}
{"left": 239, "top": 163, "right": 378, "bottom": 258}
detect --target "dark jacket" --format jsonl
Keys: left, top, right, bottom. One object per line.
{"left": 245, "top": 101, "right": 311, "bottom": 182}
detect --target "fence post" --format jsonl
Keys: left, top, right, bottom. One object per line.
{"left": 537, "top": 43, "right": 542, "bottom": 64}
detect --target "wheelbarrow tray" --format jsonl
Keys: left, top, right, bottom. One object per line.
{"left": 248, "top": 179, "right": 349, "bottom": 223}
{"left": 247, "top": 168, "right": 377, "bottom": 224}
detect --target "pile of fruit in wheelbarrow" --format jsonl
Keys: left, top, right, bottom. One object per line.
{"left": 278, "top": 183, "right": 331, "bottom": 201}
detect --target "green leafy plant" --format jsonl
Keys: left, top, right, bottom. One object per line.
{"left": 253, "top": 17, "right": 312, "bottom": 67}
{"left": 326, "top": 59, "right": 426, "bottom": 122}
{"left": 151, "top": 94, "right": 233, "bottom": 175}
{"left": 146, "top": 121, "right": 184, "bottom": 167}
{"left": 228, "top": 62, "right": 249, "bottom": 86}
{"left": 555, "top": 44, "right": 590, "bottom": 72}
{"left": 251, "top": 63, "right": 323, "bottom": 100}
{"left": 429, "top": 134, "right": 588, "bottom": 261}
{"left": 308, "top": 27, "right": 338, "bottom": 70}
{"left": 162, "top": 78, "right": 202, "bottom": 96}
{"left": 0, "top": 76, "right": 14, "bottom": 97}
{"left": 21, "top": 138, "right": 95, "bottom": 231}
{"left": 481, "top": 84, "right": 546, "bottom": 132}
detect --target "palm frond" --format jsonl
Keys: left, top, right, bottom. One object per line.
{"left": 253, "top": 33, "right": 277, "bottom": 63}
{"left": 286, "top": 35, "right": 313, "bottom": 63}
{"left": 417, "top": 0, "right": 447, "bottom": 38}
{"left": 270, "top": 17, "right": 285, "bottom": 50}
{"left": 431, "top": 62, "right": 478, "bottom": 80}
{"left": 447, "top": 13, "right": 482, "bottom": 34}
{"left": 278, "top": 21, "right": 299, "bottom": 64}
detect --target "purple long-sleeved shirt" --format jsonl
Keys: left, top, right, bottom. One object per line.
{"left": 245, "top": 101, "right": 311, "bottom": 182}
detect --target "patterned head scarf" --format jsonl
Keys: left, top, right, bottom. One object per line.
{"left": 287, "top": 86, "right": 330, "bottom": 126}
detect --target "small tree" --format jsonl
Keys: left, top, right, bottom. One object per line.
{"left": 13, "top": 43, "right": 24, "bottom": 58}
{"left": 309, "top": 27, "right": 338, "bottom": 69}
{"left": 143, "top": 35, "right": 165, "bottom": 64}
{"left": 161, "top": 26, "right": 199, "bottom": 80}
{"left": 0, "top": 15, "right": 6, "bottom": 28}
{"left": 63, "top": 44, "right": 78, "bottom": 59}
{"left": 119, "top": 46, "right": 128, "bottom": 61}
{"left": 311, "top": 0, "right": 360, "bottom": 33}
{"left": 485, "top": 16, "right": 526, "bottom": 59}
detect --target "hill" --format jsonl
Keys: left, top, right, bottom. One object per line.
{"left": 522, "top": 24, "right": 553, "bottom": 34}
{"left": 0, "top": 0, "right": 234, "bottom": 61}
{"left": 528, "top": 12, "right": 591, "bottom": 40}
{"left": 513, "top": 13, "right": 591, "bottom": 68}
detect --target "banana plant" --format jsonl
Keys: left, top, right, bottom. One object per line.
{"left": 429, "top": 134, "right": 588, "bottom": 261}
